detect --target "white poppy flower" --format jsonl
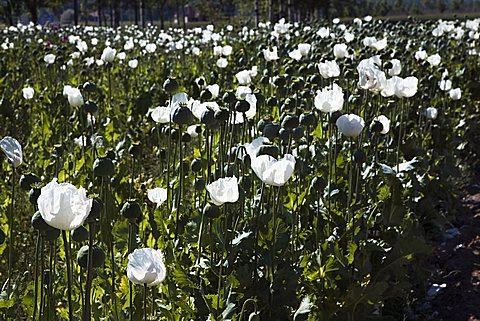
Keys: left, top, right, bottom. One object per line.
{"left": 22, "top": 87, "right": 34, "bottom": 100}
{"left": 235, "top": 70, "right": 252, "bottom": 85}
{"left": 314, "top": 83, "right": 344, "bottom": 113}
{"left": 415, "top": 49, "right": 428, "bottom": 61}
{"left": 427, "top": 54, "right": 441, "bottom": 66}
{"left": 37, "top": 179, "right": 92, "bottom": 231}
{"left": 206, "top": 84, "right": 219, "bottom": 99}
{"left": 388, "top": 59, "right": 402, "bottom": 76}
{"left": 251, "top": 154, "right": 296, "bottom": 187}
{"left": 288, "top": 49, "right": 302, "bottom": 61}
{"left": 217, "top": 58, "right": 228, "bottom": 68}
{"left": 222, "top": 45, "right": 232, "bottom": 56}
{"left": 333, "top": 43, "right": 348, "bottom": 59}
{"left": 150, "top": 106, "right": 171, "bottom": 124}
{"left": 297, "top": 43, "right": 311, "bottom": 56}
{"left": 318, "top": 60, "right": 341, "bottom": 78}
{"left": 263, "top": 46, "right": 279, "bottom": 61}
{"left": 128, "top": 59, "right": 138, "bottom": 69}
{"left": 373, "top": 115, "right": 390, "bottom": 134}
{"left": 425, "top": 107, "right": 438, "bottom": 120}
{"left": 0, "top": 136, "right": 23, "bottom": 167}
{"left": 65, "top": 87, "right": 84, "bottom": 107}
{"left": 449, "top": 88, "right": 461, "bottom": 100}
{"left": 147, "top": 188, "right": 167, "bottom": 207}
{"left": 127, "top": 248, "right": 166, "bottom": 287}
{"left": 336, "top": 114, "right": 365, "bottom": 138}
{"left": 206, "top": 176, "right": 239, "bottom": 206}
{"left": 101, "top": 46, "right": 116, "bottom": 63}
{"left": 438, "top": 79, "right": 452, "bottom": 91}
{"left": 44, "top": 54, "right": 56, "bottom": 64}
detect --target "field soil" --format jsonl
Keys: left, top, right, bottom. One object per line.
{"left": 419, "top": 176, "right": 480, "bottom": 320}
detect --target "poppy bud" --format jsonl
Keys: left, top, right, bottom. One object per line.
{"left": 293, "top": 126, "right": 305, "bottom": 140}
{"left": 223, "top": 91, "right": 236, "bottom": 104}
{"left": 0, "top": 229, "right": 5, "bottom": 245}
{"left": 71, "top": 225, "right": 89, "bottom": 242}
{"left": 93, "top": 157, "right": 115, "bottom": 177}
{"left": 266, "top": 97, "right": 277, "bottom": 107}
{"left": 281, "top": 115, "right": 299, "bottom": 129}
{"left": 235, "top": 100, "right": 250, "bottom": 113}
{"left": 31, "top": 211, "right": 51, "bottom": 231}
{"left": 121, "top": 201, "right": 143, "bottom": 220}
{"left": 29, "top": 188, "right": 41, "bottom": 206}
{"left": 278, "top": 128, "right": 290, "bottom": 140}
{"left": 191, "top": 159, "right": 202, "bottom": 172}
{"left": 311, "top": 176, "right": 326, "bottom": 191}
{"left": 370, "top": 121, "right": 383, "bottom": 133}
{"left": 194, "top": 177, "right": 206, "bottom": 191}
{"left": 200, "top": 90, "right": 212, "bottom": 101}
{"left": 82, "top": 82, "right": 97, "bottom": 92}
{"left": 20, "top": 173, "right": 40, "bottom": 191}
{"left": 263, "top": 123, "right": 280, "bottom": 140}
{"left": 88, "top": 198, "right": 103, "bottom": 221}
{"left": 257, "top": 145, "right": 279, "bottom": 158}
{"left": 83, "top": 101, "right": 98, "bottom": 114}
{"left": 353, "top": 149, "right": 367, "bottom": 164}
{"left": 257, "top": 119, "right": 270, "bottom": 132}
{"left": 77, "top": 245, "right": 106, "bottom": 268}
{"left": 201, "top": 109, "right": 216, "bottom": 125}
{"left": 203, "top": 203, "right": 220, "bottom": 219}
{"left": 44, "top": 228, "right": 60, "bottom": 241}
{"left": 214, "top": 109, "right": 229, "bottom": 122}
{"left": 300, "top": 113, "right": 316, "bottom": 127}
{"left": 163, "top": 78, "right": 179, "bottom": 93}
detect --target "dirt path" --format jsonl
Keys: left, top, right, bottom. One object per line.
{"left": 417, "top": 181, "right": 480, "bottom": 320}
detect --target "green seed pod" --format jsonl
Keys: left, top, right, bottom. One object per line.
{"left": 353, "top": 149, "right": 367, "bottom": 164}
{"left": 77, "top": 245, "right": 106, "bottom": 268}
{"left": 163, "top": 78, "right": 179, "bottom": 93}
{"left": 93, "top": 157, "right": 115, "bottom": 177}
{"left": 19, "top": 173, "right": 40, "bottom": 191}
{"left": 172, "top": 106, "right": 193, "bottom": 125}
{"left": 300, "top": 113, "right": 316, "bottom": 127}
{"left": 200, "top": 90, "right": 212, "bottom": 101}
{"left": 194, "top": 177, "right": 206, "bottom": 191}
{"left": 257, "top": 145, "right": 279, "bottom": 158}
{"left": 281, "top": 115, "right": 299, "bottom": 129}
{"left": 44, "top": 228, "right": 60, "bottom": 241}
{"left": 87, "top": 198, "right": 103, "bottom": 221}
{"left": 29, "top": 188, "right": 41, "bottom": 206}
{"left": 120, "top": 201, "right": 142, "bottom": 220}
{"left": 191, "top": 159, "right": 202, "bottom": 172}
{"left": 0, "top": 229, "right": 5, "bottom": 245}
{"left": 71, "top": 226, "right": 89, "bottom": 242}
{"left": 310, "top": 176, "right": 326, "bottom": 192}
{"left": 31, "top": 211, "right": 51, "bottom": 232}
{"left": 203, "top": 203, "right": 220, "bottom": 219}
{"left": 235, "top": 100, "right": 250, "bottom": 113}
{"left": 222, "top": 91, "right": 236, "bottom": 104}
{"left": 128, "top": 143, "right": 142, "bottom": 158}
{"left": 83, "top": 101, "right": 98, "bottom": 114}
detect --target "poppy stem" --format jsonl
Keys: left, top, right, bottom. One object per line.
{"left": 83, "top": 222, "right": 95, "bottom": 321}
{"left": 62, "top": 230, "right": 74, "bottom": 321}
{"left": 8, "top": 166, "right": 15, "bottom": 282}
{"left": 143, "top": 284, "right": 148, "bottom": 321}
{"left": 33, "top": 231, "right": 41, "bottom": 321}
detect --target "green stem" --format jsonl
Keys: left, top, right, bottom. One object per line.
{"left": 62, "top": 231, "right": 74, "bottom": 321}
{"left": 144, "top": 284, "right": 148, "bottom": 321}
{"left": 8, "top": 166, "right": 15, "bottom": 282}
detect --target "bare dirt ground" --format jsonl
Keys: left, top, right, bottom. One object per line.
{"left": 419, "top": 180, "right": 480, "bottom": 320}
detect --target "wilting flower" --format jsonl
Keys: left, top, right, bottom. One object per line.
{"left": 318, "top": 60, "right": 341, "bottom": 78}
{"left": 336, "top": 114, "right": 365, "bottom": 138}
{"left": 206, "top": 176, "right": 239, "bottom": 206}
{"left": 425, "top": 107, "right": 438, "bottom": 120}
{"left": 449, "top": 88, "right": 461, "bottom": 100}
{"left": 251, "top": 154, "right": 296, "bottom": 187}
{"left": 0, "top": 136, "right": 23, "bottom": 167}
{"left": 37, "top": 179, "right": 93, "bottom": 231}
{"left": 101, "top": 46, "right": 116, "bottom": 63}
{"left": 127, "top": 248, "right": 166, "bottom": 286}
{"left": 314, "top": 83, "right": 344, "bottom": 113}
{"left": 373, "top": 115, "right": 390, "bottom": 134}
{"left": 147, "top": 188, "right": 167, "bottom": 207}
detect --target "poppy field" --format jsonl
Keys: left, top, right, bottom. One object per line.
{"left": 0, "top": 15, "right": 479, "bottom": 321}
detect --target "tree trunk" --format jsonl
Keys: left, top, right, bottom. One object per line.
{"left": 114, "top": 0, "right": 120, "bottom": 27}
{"left": 134, "top": 0, "right": 139, "bottom": 25}
{"left": 5, "top": 0, "right": 14, "bottom": 25}
{"left": 269, "top": 0, "right": 274, "bottom": 23}
{"left": 254, "top": 0, "right": 259, "bottom": 27}
{"left": 29, "top": 0, "right": 38, "bottom": 24}
{"left": 110, "top": 0, "right": 113, "bottom": 26}
{"left": 182, "top": 2, "right": 186, "bottom": 29}
{"left": 160, "top": 2, "right": 165, "bottom": 29}
{"left": 176, "top": 0, "right": 181, "bottom": 27}
{"left": 141, "top": 0, "right": 145, "bottom": 28}
{"left": 74, "top": 0, "right": 78, "bottom": 25}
